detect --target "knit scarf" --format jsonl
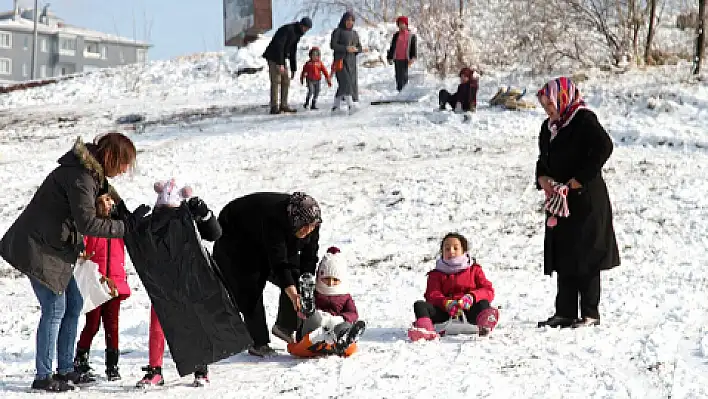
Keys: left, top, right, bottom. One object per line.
{"left": 545, "top": 182, "right": 570, "bottom": 227}
{"left": 537, "top": 77, "right": 587, "bottom": 141}
{"left": 435, "top": 253, "right": 473, "bottom": 275}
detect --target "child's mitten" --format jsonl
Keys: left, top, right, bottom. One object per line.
{"left": 459, "top": 294, "right": 475, "bottom": 311}
{"left": 444, "top": 300, "right": 462, "bottom": 317}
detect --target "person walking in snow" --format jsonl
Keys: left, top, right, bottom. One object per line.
{"left": 73, "top": 193, "right": 131, "bottom": 382}
{"left": 133, "top": 179, "right": 231, "bottom": 388}
{"left": 301, "top": 47, "right": 332, "bottom": 110}
{"left": 212, "top": 192, "right": 322, "bottom": 357}
{"left": 438, "top": 67, "right": 479, "bottom": 112}
{"left": 0, "top": 133, "right": 145, "bottom": 392}
{"left": 408, "top": 233, "right": 500, "bottom": 341}
{"left": 535, "top": 77, "right": 620, "bottom": 329}
{"left": 287, "top": 247, "right": 366, "bottom": 358}
{"left": 387, "top": 16, "right": 417, "bottom": 91}
{"left": 262, "top": 17, "right": 313, "bottom": 115}
{"left": 330, "top": 11, "right": 363, "bottom": 113}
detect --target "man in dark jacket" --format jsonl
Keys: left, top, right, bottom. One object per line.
{"left": 387, "top": 16, "right": 417, "bottom": 91}
{"left": 263, "top": 17, "right": 313, "bottom": 115}
{"left": 212, "top": 192, "right": 321, "bottom": 357}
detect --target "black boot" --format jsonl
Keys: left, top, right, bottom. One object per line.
{"left": 105, "top": 349, "right": 121, "bottom": 381}
{"left": 537, "top": 315, "right": 575, "bottom": 328}
{"left": 334, "top": 320, "right": 367, "bottom": 355}
{"left": 73, "top": 347, "right": 92, "bottom": 374}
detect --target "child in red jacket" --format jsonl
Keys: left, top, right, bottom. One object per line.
{"left": 301, "top": 47, "right": 332, "bottom": 110}
{"left": 408, "top": 232, "right": 499, "bottom": 341}
{"left": 287, "top": 247, "right": 366, "bottom": 357}
{"left": 74, "top": 193, "right": 130, "bottom": 381}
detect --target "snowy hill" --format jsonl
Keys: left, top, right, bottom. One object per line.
{"left": 1, "top": 28, "right": 708, "bottom": 398}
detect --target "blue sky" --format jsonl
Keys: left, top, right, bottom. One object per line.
{"left": 10, "top": 0, "right": 343, "bottom": 60}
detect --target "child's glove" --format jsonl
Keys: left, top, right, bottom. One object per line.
{"left": 459, "top": 294, "right": 475, "bottom": 311}
{"left": 444, "top": 300, "right": 462, "bottom": 317}
{"left": 187, "top": 197, "right": 210, "bottom": 221}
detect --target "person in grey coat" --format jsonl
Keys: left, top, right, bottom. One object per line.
{"left": 0, "top": 133, "right": 148, "bottom": 392}
{"left": 330, "top": 12, "right": 363, "bottom": 112}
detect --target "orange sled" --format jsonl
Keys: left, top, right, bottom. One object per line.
{"left": 287, "top": 334, "right": 357, "bottom": 358}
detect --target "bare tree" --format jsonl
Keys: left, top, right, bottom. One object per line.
{"left": 645, "top": 0, "right": 658, "bottom": 63}
{"left": 696, "top": 0, "right": 706, "bottom": 74}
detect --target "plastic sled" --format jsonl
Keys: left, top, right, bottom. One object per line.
{"left": 287, "top": 334, "right": 357, "bottom": 358}
{"left": 434, "top": 313, "right": 479, "bottom": 336}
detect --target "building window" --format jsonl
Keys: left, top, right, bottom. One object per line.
{"left": 84, "top": 41, "right": 100, "bottom": 58}
{"left": 41, "top": 38, "right": 47, "bottom": 52}
{"left": 39, "top": 65, "right": 46, "bottom": 78}
{"left": 0, "top": 58, "right": 12, "bottom": 75}
{"left": 136, "top": 48, "right": 147, "bottom": 64}
{"left": 22, "top": 63, "right": 28, "bottom": 77}
{"left": 0, "top": 31, "right": 12, "bottom": 49}
{"left": 59, "top": 37, "right": 76, "bottom": 55}
{"left": 101, "top": 46, "right": 107, "bottom": 60}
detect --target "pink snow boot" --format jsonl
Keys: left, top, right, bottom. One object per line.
{"left": 476, "top": 307, "right": 500, "bottom": 336}
{"left": 407, "top": 317, "right": 439, "bottom": 341}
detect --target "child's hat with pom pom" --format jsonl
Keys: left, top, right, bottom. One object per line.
{"left": 315, "top": 246, "right": 349, "bottom": 295}
{"left": 154, "top": 178, "right": 193, "bottom": 208}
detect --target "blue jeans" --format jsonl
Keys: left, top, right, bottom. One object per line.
{"left": 30, "top": 276, "right": 83, "bottom": 379}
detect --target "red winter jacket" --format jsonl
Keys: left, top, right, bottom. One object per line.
{"left": 84, "top": 236, "right": 131, "bottom": 297}
{"left": 424, "top": 264, "right": 494, "bottom": 309}
{"left": 314, "top": 292, "right": 358, "bottom": 323}
{"left": 300, "top": 60, "right": 331, "bottom": 83}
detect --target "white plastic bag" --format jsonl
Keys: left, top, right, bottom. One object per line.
{"left": 74, "top": 259, "right": 113, "bottom": 315}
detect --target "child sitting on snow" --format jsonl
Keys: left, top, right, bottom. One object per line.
{"left": 301, "top": 47, "right": 332, "bottom": 110}
{"left": 136, "top": 179, "right": 221, "bottom": 388}
{"left": 438, "top": 67, "right": 479, "bottom": 112}
{"left": 74, "top": 193, "right": 130, "bottom": 381}
{"left": 287, "top": 247, "right": 366, "bottom": 357}
{"left": 408, "top": 232, "right": 499, "bottom": 341}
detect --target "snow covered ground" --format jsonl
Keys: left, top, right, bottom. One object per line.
{"left": 1, "top": 32, "right": 708, "bottom": 398}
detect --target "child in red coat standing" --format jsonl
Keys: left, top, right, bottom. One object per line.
{"left": 301, "top": 47, "right": 332, "bottom": 110}
{"left": 408, "top": 232, "right": 499, "bottom": 341}
{"left": 74, "top": 193, "right": 130, "bottom": 381}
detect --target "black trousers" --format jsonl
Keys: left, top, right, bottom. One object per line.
{"left": 394, "top": 60, "right": 409, "bottom": 91}
{"left": 438, "top": 89, "right": 477, "bottom": 111}
{"left": 305, "top": 79, "right": 321, "bottom": 106}
{"left": 555, "top": 273, "right": 601, "bottom": 319}
{"left": 413, "top": 300, "right": 491, "bottom": 324}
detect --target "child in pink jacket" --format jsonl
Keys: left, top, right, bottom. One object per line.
{"left": 74, "top": 193, "right": 130, "bottom": 381}
{"left": 408, "top": 232, "right": 500, "bottom": 341}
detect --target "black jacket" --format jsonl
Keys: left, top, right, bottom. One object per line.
{"left": 213, "top": 193, "right": 320, "bottom": 313}
{"left": 387, "top": 31, "right": 417, "bottom": 61}
{"left": 124, "top": 204, "right": 251, "bottom": 376}
{"left": 454, "top": 81, "right": 478, "bottom": 111}
{"left": 262, "top": 22, "right": 305, "bottom": 72}
{"left": 535, "top": 109, "right": 620, "bottom": 276}
{"left": 0, "top": 138, "right": 124, "bottom": 294}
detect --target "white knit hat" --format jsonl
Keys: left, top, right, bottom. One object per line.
{"left": 154, "top": 178, "right": 193, "bottom": 208}
{"left": 315, "top": 247, "right": 348, "bottom": 296}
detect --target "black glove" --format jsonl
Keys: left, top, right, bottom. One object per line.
{"left": 122, "top": 204, "right": 151, "bottom": 233}
{"left": 112, "top": 200, "right": 130, "bottom": 220}
{"left": 187, "top": 197, "right": 210, "bottom": 221}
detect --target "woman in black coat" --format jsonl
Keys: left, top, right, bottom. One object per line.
{"left": 0, "top": 133, "right": 145, "bottom": 392}
{"left": 212, "top": 192, "right": 321, "bottom": 357}
{"left": 534, "top": 77, "right": 620, "bottom": 329}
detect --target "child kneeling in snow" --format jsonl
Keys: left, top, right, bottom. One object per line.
{"left": 408, "top": 232, "right": 499, "bottom": 341}
{"left": 438, "top": 67, "right": 479, "bottom": 112}
{"left": 287, "top": 247, "right": 366, "bottom": 357}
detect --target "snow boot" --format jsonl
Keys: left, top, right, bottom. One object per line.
{"left": 303, "top": 100, "right": 309, "bottom": 109}
{"left": 475, "top": 307, "right": 500, "bottom": 336}
{"left": 269, "top": 106, "right": 281, "bottom": 115}
{"left": 192, "top": 365, "right": 209, "bottom": 387}
{"left": 408, "top": 317, "right": 439, "bottom": 341}
{"left": 334, "top": 320, "right": 366, "bottom": 355}
{"left": 248, "top": 344, "right": 278, "bottom": 358}
{"left": 311, "top": 100, "right": 318, "bottom": 110}
{"left": 299, "top": 273, "right": 316, "bottom": 318}
{"left": 280, "top": 105, "right": 297, "bottom": 113}
{"left": 537, "top": 315, "right": 575, "bottom": 329}
{"left": 54, "top": 370, "right": 95, "bottom": 384}
{"left": 571, "top": 317, "right": 600, "bottom": 328}
{"left": 31, "top": 376, "right": 75, "bottom": 392}
{"left": 136, "top": 366, "right": 164, "bottom": 387}
{"left": 105, "top": 349, "right": 121, "bottom": 381}
{"left": 73, "top": 347, "right": 92, "bottom": 375}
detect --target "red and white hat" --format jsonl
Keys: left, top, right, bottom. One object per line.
{"left": 154, "top": 178, "right": 193, "bottom": 208}
{"left": 315, "top": 247, "right": 348, "bottom": 295}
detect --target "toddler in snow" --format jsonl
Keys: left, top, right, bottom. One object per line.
{"left": 438, "top": 67, "right": 479, "bottom": 112}
{"left": 136, "top": 179, "right": 221, "bottom": 388}
{"left": 287, "top": 247, "right": 366, "bottom": 357}
{"left": 301, "top": 47, "right": 332, "bottom": 110}
{"left": 408, "top": 232, "right": 499, "bottom": 341}
{"left": 74, "top": 192, "right": 130, "bottom": 381}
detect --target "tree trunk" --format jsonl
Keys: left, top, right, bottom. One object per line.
{"left": 644, "top": 0, "right": 657, "bottom": 64}
{"left": 460, "top": 0, "right": 464, "bottom": 18}
{"left": 696, "top": 0, "right": 706, "bottom": 74}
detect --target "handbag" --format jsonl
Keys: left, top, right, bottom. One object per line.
{"left": 74, "top": 259, "right": 114, "bottom": 314}
{"left": 332, "top": 59, "right": 344, "bottom": 73}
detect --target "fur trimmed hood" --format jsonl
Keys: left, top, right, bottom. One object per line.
{"left": 58, "top": 137, "right": 120, "bottom": 201}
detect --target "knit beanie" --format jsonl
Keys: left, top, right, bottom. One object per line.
{"left": 154, "top": 178, "right": 193, "bottom": 208}
{"left": 396, "top": 16, "right": 409, "bottom": 27}
{"left": 287, "top": 192, "right": 322, "bottom": 231}
{"left": 315, "top": 247, "right": 348, "bottom": 295}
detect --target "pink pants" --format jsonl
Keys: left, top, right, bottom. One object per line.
{"left": 148, "top": 307, "right": 165, "bottom": 367}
